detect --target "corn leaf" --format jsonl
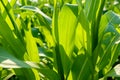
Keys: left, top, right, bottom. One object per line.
{"left": 84, "top": 0, "right": 105, "bottom": 51}
{"left": 52, "top": 4, "right": 78, "bottom": 78}
{"left": 58, "top": 4, "right": 78, "bottom": 60}
{"left": 70, "top": 3, "right": 93, "bottom": 80}
{"left": 96, "top": 11, "right": 120, "bottom": 74}
{"left": 68, "top": 54, "right": 92, "bottom": 80}
{"left": 20, "top": 6, "right": 52, "bottom": 25}
{"left": 0, "top": 0, "right": 40, "bottom": 79}
{"left": 0, "top": 47, "right": 60, "bottom": 80}
{"left": 39, "top": 69, "right": 60, "bottom": 80}
{"left": 16, "top": 12, "right": 41, "bottom": 80}
{"left": 0, "top": 46, "right": 39, "bottom": 80}
{"left": 0, "top": 13, "right": 26, "bottom": 60}
{"left": 0, "top": 47, "right": 39, "bottom": 68}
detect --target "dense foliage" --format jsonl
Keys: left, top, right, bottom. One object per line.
{"left": 0, "top": 0, "right": 120, "bottom": 80}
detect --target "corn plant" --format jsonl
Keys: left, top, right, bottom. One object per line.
{"left": 0, "top": 0, "right": 120, "bottom": 80}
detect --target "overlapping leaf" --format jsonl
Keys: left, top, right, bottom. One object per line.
{"left": 0, "top": 47, "right": 60, "bottom": 80}
{"left": 52, "top": 3, "right": 78, "bottom": 78}
{"left": 96, "top": 11, "right": 120, "bottom": 75}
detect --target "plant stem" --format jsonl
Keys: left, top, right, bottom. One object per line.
{"left": 55, "top": 44, "right": 65, "bottom": 80}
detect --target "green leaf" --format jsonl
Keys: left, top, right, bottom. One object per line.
{"left": 58, "top": 4, "right": 78, "bottom": 59}
{"left": 0, "top": 47, "right": 39, "bottom": 68}
{"left": 0, "top": 47, "right": 60, "bottom": 80}
{"left": 52, "top": 4, "right": 78, "bottom": 78}
{"left": 84, "top": 0, "right": 105, "bottom": 51}
{"left": 9, "top": 0, "right": 16, "bottom": 7}
{"left": 20, "top": 0, "right": 27, "bottom": 5}
{"left": 39, "top": 69, "right": 60, "bottom": 80}
{"left": 20, "top": 6, "right": 53, "bottom": 45}
{"left": 75, "top": 2, "right": 91, "bottom": 56}
{"left": 0, "top": 13, "right": 26, "bottom": 60}
{"left": 22, "top": 17, "right": 40, "bottom": 62}
{"left": 96, "top": 11, "right": 120, "bottom": 73}
{"left": 38, "top": 26, "right": 55, "bottom": 48}
{"left": 20, "top": 6, "right": 52, "bottom": 25}
{"left": 68, "top": 54, "right": 92, "bottom": 80}
{"left": 0, "top": 1, "right": 40, "bottom": 79}
{"left": 0, "top": 0, "right": 24, "bottom": 42}
{"left": 0, "top": 46, "right": 40, "bottom": 80}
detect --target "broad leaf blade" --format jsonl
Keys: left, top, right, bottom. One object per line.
{"left": 68, "top": 54, "right": 92, "bottom": 80}
{"left": 58, "top": 4, "right": 78, "bottom": 59}
{"left": 53, "top": 4, "right": 78, "bottom": 77}
{"left": 0, "top": 13, "right": 26, "bottom": 60}
{"left": 0, "top": 47, "right": 39, "bottom": 80}
{"left": 0, "top": 47, "right": 39, "bottom": 69}
{"left": 96, "top": 11, "right": 120, "bottom": 74}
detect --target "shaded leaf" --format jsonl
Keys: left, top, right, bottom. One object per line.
{"left": 96, "top": 11, "right": 120, "bottom": 74}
